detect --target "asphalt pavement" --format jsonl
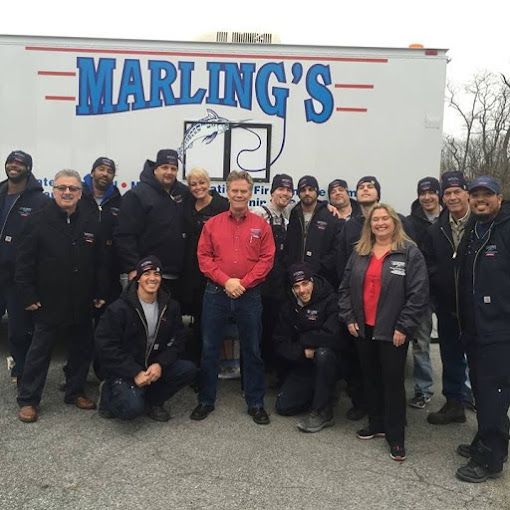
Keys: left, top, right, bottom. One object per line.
{"left": 1, "top": 328, "right": 509, "bottom": 510}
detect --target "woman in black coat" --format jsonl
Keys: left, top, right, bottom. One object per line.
{"left": 338, "top": 203, "right": 428, "bottom": 462}
{"left": 182, "top": 167, "right": 228, "bottom": 362}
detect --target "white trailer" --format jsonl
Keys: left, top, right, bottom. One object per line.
{"left": 0, "top": 35, "right": 447, "bottom": 212}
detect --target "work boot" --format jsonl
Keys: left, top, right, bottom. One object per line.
{"left": 427, "top": 399, "right": 466, "bottom": 425}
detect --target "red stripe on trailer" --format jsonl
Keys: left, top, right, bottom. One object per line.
{"left": 45, "top": 95, "right": 75, "bottom": 101}
{"left": 335, "top": 84, "right": 374, "bottom": 89}
{"left": 38, "top": 71, "right": 76, "bottom": 76}
{"left": 336, "top": 107, "right": 367, "bottom": 112}
{"left": 26, "top": 46, "right": 388, "bottom": 63}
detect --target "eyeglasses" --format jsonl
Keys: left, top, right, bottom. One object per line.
{"left": 53, "top": 185, "right": 82, "bottom": 193}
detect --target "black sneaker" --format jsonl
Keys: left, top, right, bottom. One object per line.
{"left": 297, "top": 410, "right": 334, "bottom": 433}
{"left": 408, "top": 394, "right": 432, "bottom": 409}
{"left": 248, "top": 407, "right": 270, "bottom": 425}
{"left": 146, "top": 404, "right": 171, "bottom": 422}
{"left": 389, "top": 444, "right": 407, "bottom": 462}
{"left": 456, "top": 459, "right": 502, "bottom": 483}
{"left": 427, "top": 400, "right": 466, "bottom": 425}
{"left": 456, "top": 443, "right": 472, "bottom": 459}
{"left": 356, "top": 427, "right": 386, "bottom": 440}
{"left": 190, "top": 404, "right": 215, "bottom": 421}
{"left": 346, "top": 406, "right": 367, "bottom": 421}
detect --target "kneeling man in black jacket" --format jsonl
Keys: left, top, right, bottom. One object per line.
{"left": 95, "top": 256, "right": 197, "bottom": 422}
{"left": 274, "top": 264, "right": 340, "bottom": 432}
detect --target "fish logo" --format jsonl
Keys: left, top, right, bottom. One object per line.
{"left": 178, "top": 109, "right": 234, "bottom": 162}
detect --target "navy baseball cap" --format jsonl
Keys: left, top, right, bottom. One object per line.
{"left": 155, "top": 149, "right": 178, "bottom": 168}
{"left": 468, "top": 176, "right": 502, "bottom": 195}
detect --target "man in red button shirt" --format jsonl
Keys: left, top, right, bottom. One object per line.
{"left": 190, "top": 170, "right": 275, "bottom": 424}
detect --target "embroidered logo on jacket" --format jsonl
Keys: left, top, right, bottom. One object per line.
{"left": 306, "top": 309, "right": 318, "bottom": 321}
{"left": 390, "top": 260, "right": 406, "bottom": 276}
{"left": 484, "top": 244, "right": 497, "bottom": 257}
{"left": 83, "top": 232, "right": 95, "bottom": 244}
{"left": 250, "top": 228, "right": 262, "bottom": 239}
{"left": 315, "top": 220, "right": 327, "bottom": 231}
{"left": 18, "top": 207, "right": 32, "bottom": 217}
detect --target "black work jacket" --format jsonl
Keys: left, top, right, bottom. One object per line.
{"left": 284, "top": 200, "right": 342, "bottom": 287}
{"left": 338, "top": 241, "right": 429, "bottom": 342}
{"left": 95, "top": 282, "right": 186, "bottom": 379}
{"left": 15, "top": 201, "right": 108, "bottom": 326}
{"left": 114, "top": 160, "right": 190, "bottom": 274}
{"left": 458, "top": 203, "right": 510, "bottom": 345}
{"left": 0, "top": 174, "right": 50, "bottom": 284}
{"left": 274, "top": 275, "right": 340, "bottom": 362}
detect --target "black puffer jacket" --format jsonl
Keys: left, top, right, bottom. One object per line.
{"left": 284, "top": 200, "right": 342, "bottom": 286}
{"left": 95, "top": 281, "right": 187, "bottom": 379}
{"left": 407, "top": 199, "right": 438, "bottom": 252}
{"left": 458, "top": 202, "right": 510, "bottom": 344}
{"left": 0, "top": 174, "right": 50, "bottom": 284}
{"left": 114, "top": 160, "right": 190, "bottom": 274}
{"left": 274, "top": 275, "right": 340, "bottom": 362}
{"left": 15, "top": 200, "right": 108, "bottom": 326}
{"left": 338, "top": 241, "right": 429, "bottom": 341}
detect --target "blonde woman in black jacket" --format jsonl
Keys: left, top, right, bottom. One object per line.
{"left": 338, "top": 203, "right": 429, "bottom": 462}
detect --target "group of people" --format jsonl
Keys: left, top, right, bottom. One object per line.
{"left": 1, "top": 147, "right": 509, "bottom": 484}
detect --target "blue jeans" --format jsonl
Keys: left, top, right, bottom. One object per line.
{"left": 199, "top": 282, "right": 265, "bottom": 408}
{"left": 412, "top": 307, "right": 434, "bottom": 398}
{"left": 437, "top": 311, "right": 472, "bottom": 403}
{"left": 0, "top": 284, "right": 33, "bottom": 378}
{"left": 101, "top": 359, "right": 197, "bottom": 420}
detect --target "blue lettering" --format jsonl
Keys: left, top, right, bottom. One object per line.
{"left": 116, "top": 59, "right": 147, "bottom": 112}
{"left": 76, "top": 57, "right": 115, "bottom": 115}
{"left": 178, "top": 62, "right": 206, "bottom": 105}
{"left": 255, "top": 62, "right": 289, "bottom": 118}
{"left": 223, "top": 63, "right": 255, "bottom": 108}
{"left": 304, "top": 64, "right": 333, "bottom": 123}
{"left": 206, "top": 62, "right": 223, "bottom": 105}
{"left": 148, "top": 60, "right": 178, "bottom": 107}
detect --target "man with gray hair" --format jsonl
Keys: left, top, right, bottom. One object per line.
{"left": 15, "top": 169, "right": 108, "bottom": 423}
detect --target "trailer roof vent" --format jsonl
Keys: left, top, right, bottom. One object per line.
{"left": 206, "top": 31, "right": 279, "bottom": 44}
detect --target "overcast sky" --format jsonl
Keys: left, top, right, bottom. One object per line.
{"left": 2, "top": 0, "right": 509, "bottom": 135}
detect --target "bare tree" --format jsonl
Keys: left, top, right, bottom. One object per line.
{"left": 441, "top": 72, "right": 510, "bottom": 195}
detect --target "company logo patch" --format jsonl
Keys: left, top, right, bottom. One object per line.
{"left": 18, "top": 206, "right": 32, "bottom": 217}
{"left": 250, "top": 228, "right": 262, "bottom": 239}
{"left": 316, "top": 220, "right": 328, "bottom": 231}
{"left": 110, "top": 207, "right": 119, "bottom": 216}
{"left": 484, "top": 244, "right": 497, "bottom": 257}
{"left": 83, "top": 232, "right": 95, "bottom": 244}
{"left": 390, "top": 260, "right": 406, "bottom": 276}
{"left": 306, "top": 309, "right": 318, "bottom": 321}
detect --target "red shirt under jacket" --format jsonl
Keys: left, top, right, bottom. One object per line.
{"left": 197, "top": 209, "right": 275, "bottom": 289}
{"left": 363, "top": 253, "right": 387, "bottom": 327}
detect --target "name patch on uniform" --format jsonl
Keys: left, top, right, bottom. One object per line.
{"left": 306, "top": 309, "right": 318, "bottom": 321}
{"left": 172, "top": 194, "right": 183, "bottom": 204}
{"left": 390, "top": 261, "right": 406, "bottom": 276}
{"left": 18, "top": 207, "right": 32, "bottom": 217}
{"left": 484, "top": 244, "right": 497, "bottom": 257}
{"left": 83, "top": 232, "right": 95, "bottom": 244}
{"left": 316, "top": 220, "right": 327, "bottom": 231}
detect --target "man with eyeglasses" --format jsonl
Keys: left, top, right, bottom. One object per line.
{"left": 0, "top": 150, "right": 49, "bottom": 383}
{"left": 15, "top": 169, "right": 109, "bottom": 423}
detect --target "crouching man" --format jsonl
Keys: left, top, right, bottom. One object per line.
{"left": 274, "top": 263, "right": 340, "bottom": 432}
{"left": 95, "top": 256, "right": 197, "bottom": 422}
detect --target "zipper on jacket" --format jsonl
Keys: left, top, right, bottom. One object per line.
{"left": 97, "top": 204, "right": 102, "bottom": 223}
{"left": 136, "top": 303, "right": 168, "bottom": 368}
{"left": 0, "top": 193, "right": 21, "bottom": 240}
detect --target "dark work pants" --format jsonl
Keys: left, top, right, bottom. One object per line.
{"left": 101, "top": 359, "right": 198, "bottom": 420}
{"left": 339, "top": 325, "right": 366, "bottom": 409}
{"left": 0, "top": 284, "right": 33, "bottom": 378}
{"left": 465, "top": 338, "right": 510, "bottom": 473}
{"left": 17, "top": 321, "right": 94, "bottom": 407}
{"left": 436, "top": 311, "right": 471, "bottom": 403}
{"left": 261, "top": 295, "right": 284, "bottom": 374}
{"left": 275, "top": 347, "right": 338, "bottom": 415}
{"left": 357, "top": 329, "right": 409, "bottom": 446}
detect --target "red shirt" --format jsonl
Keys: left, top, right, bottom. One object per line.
{"left": 363, "top": 253, "right": 387, "bottom": 326}
{"left": 197, "top": 209, "right": 275, "bottom": 289}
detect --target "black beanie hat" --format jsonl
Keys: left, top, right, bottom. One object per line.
{"left": 5, "top": 150, "right": 32, "bottom": 173}
{"left": 92, "top": 157, "right": 116, "bottom": 174}
{"left": 356, "top": 175, "right": 381, "bottom": 200}
{"left": 328, "top": 179, "right": 349, "bottom": 195}
{"left": 297, "top": 175, "right": 319, "bottom": 193}
{"left": 271, "top": 173, "right": 294, "bottom": 194}
{"left": 440, "top": 171, "right": 467, "bottom": 196}
{"left": 417, "top": 176, "right": 440, "bottom": 196}
{"left": 155, "top": 149, "right": 178, "bottom": 168}
{"left": 135, "top": 255, "right": 162, "bottom": 280}
{"left": 288, "top": 263, "right": 313, "bottom": 285}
